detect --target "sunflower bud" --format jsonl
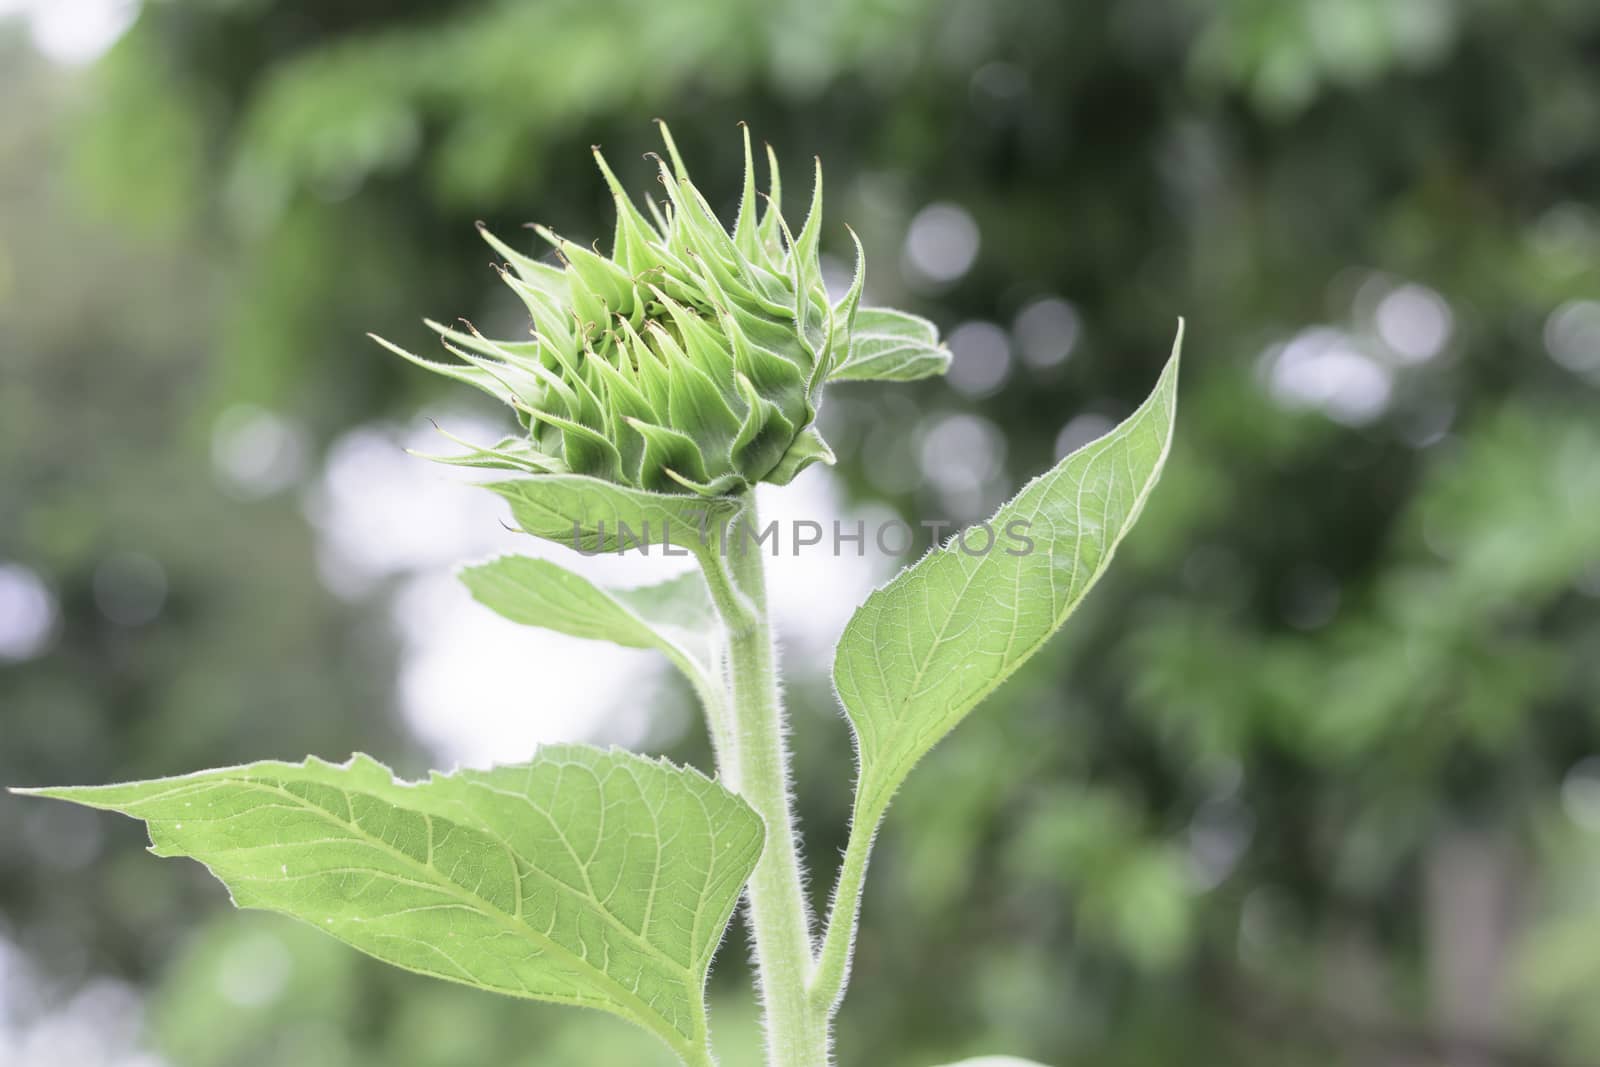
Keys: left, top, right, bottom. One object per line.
{"left": 375, "top": 123, "right": 922, "bottom": 498}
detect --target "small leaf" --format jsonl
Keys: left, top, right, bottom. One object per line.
{"left": 476, "top": 222, "right": 567, "bottom": 295}
{"left": 487, "top": 475, "right": 737, "bottom": 554}
{"left": 370, "top": 333, "right": 529, "bottom": 409}
{"left": 408, "top": 432, "right": 563, "bottom": 475}
{"left": 16, "top": 746, "right": 762, "bottom": 1061}
{"left": 627, "top": 418, "right": 714, "bottom": 492}
{"left": 835, "top": 329, "right": 1180, "bottom": 818}
{"left": 824, "top": 229, "right": 869, "bottom": 382}
{"left": 764, "top": 426, "right": 836, "bottom": 486}
{"left": 461, "top": 557, "right": 713, "bottom": 676}
{"left": 829, "top": 307, "right": 951, "bottom": 382}
{"left": 731, "top": 124, "right": 762, "bottom": 258}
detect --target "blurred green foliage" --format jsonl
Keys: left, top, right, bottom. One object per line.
{"left": 3, "top": 0, "right": 1598, "bottom": 1064}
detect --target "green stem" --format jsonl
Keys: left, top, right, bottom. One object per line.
{"left": 679, "top": 1041, "right": 719, "bottom": 1067}
{"left": 675, "top": 641, "right": 740, "bottom": 789}
{"left": 809, "top": 792, "right": 884, "bottom": 1017}
{"left": 697, "top": 493, "right": 830, "bottom": 1067}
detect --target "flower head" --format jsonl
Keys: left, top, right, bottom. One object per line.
{"left": 376, "top": 124, "right": 878, "bottom": 497}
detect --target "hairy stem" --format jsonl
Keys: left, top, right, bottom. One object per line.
{"left": 680, "top": 1043, "right": 719, "bottom": 1067}
{"left": 697, "top": 493, "right": 830, "bottom": 1066}
{"left": 809, "top": 792, "right": 885, "bottom": 1017}
{"left": 680, "top": 639, "right": 740, "bottom": 789}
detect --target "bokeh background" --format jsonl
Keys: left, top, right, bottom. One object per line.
{"left": 3, "top": 0, "right": 1599, "bottom": 1064}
